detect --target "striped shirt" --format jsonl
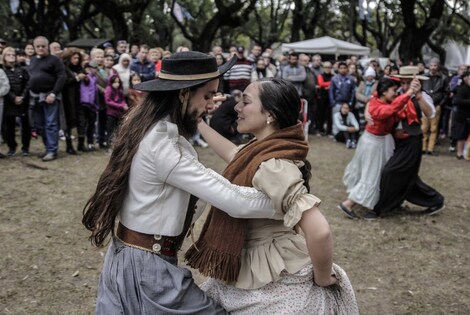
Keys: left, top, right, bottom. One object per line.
{"left": 224, "top": 58, "right": 252, "bottom": 92}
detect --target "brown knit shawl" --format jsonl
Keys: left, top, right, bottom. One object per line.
{"left": 185, "top": 122, "right": 308, "bottom": 282}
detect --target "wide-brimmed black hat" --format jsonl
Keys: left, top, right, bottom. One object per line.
{"left": 135, "top": 51, "right": 237, "bottom": 91}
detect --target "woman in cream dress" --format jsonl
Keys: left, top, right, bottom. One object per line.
{"left": 186, "top": 78, "right": 359, "bottom": 314}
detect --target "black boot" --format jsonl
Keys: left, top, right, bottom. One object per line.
{"left": 77, "top": 136, "right": 88, "bottom": 152}
{"left": 66, "top": 136, "right": 77, "bottom": 155}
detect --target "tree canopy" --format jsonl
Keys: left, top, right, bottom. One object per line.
{"left": 1, "top": 0, "right": 469, "bottom": 63}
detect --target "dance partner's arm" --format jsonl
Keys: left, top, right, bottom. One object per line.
{"left": 163, "top": 144, "right": 275, "bottom": 219}
{"left": 415, "top": 91, "right": 435, "bottom": 118}
{"left": 298, "top": 207, "right": 337, "bottom": 287}
{"left": 198, "top": 120, "right": 238, "bottom": 163}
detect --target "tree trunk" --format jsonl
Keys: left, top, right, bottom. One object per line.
{"left": 398, "top": 0, "right": 445, "bottom": 64}
{"left": 398, "top": 32, "right": 425, "bottom": 64}
{"left": 290, "top": 0, "right": 303, "bottom": 42}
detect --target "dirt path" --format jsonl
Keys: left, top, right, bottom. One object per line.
{"left": 0, "top": 135, "right": 469, "bottom": 315}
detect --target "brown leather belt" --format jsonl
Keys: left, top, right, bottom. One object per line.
{"left": 116, "top": 222, "right": 179, "bottom": 257}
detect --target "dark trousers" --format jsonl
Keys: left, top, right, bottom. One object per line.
{"left": 440, "top": 106, "right": 452, "bottom": 137}
{"left": 334, "top": 131, "right": 357, "bottom": 143}
{"left": 106, "top": 115, "right": 120, "bottom": 146}
{"left": 4, "top": 115, "right": 31, "bottom": 152}
{"left": 98, "top": 108, "right": 107, "bottom": 145}
{"left": 450, "top": 106, "right": 458, "bottom": 146}
{"left": 305, "top": 96, "right": 316, "bottom": 133}
{"left": 78, "top": 105, "right": 97, "bottom": 144}
{"left": 373, "top": 136, "right": 444, "bottom": 214}
{"left": 316, "top": 91, "right": 332, "bottom": 134}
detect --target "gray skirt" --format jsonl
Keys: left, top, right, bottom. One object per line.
{"left": 343, "top": 131, "right": 395, "bottom": 209}
{"left": 96, "top": 238, "right": 227, "bottom": 315}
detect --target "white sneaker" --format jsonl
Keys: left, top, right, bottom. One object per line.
{"left": 195, "top": 138, "right": 208, "bottom": 148}
{"left": 345, "top": 139, "right": 351, "bottom": 148}
{"left": 449, "top": 146, "right": 456, "bottom": 152}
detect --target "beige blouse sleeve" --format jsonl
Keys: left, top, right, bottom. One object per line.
{"left": 252, "top": 158, "right": 321, "bottom": 228}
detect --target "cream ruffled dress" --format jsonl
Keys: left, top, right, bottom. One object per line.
{"left": 201, "top": 158, "right": 359, "bottom": 315}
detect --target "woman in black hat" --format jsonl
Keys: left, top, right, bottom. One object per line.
{"left": 83, "top": 51, "right": 280, "bottom": 314}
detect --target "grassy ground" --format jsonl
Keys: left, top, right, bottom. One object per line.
{"left": 0, "top": 134, "right": 468, "bottom": 315}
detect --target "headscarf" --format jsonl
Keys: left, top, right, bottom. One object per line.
{"left": 112, "top": 53, "right": 131, "bottom": 95}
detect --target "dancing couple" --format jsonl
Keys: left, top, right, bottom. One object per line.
{"left": 83, "top": 52, "right": 358, "bottom": 314}
{"left": 339, "top": 67, "right": 444, "bottom": 220}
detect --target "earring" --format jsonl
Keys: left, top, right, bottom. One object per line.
{"left": 267, "top": 119, "right": 271, "bottom": 125}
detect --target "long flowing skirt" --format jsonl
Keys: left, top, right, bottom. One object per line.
{"left": 343, "top": 131, "right": 395, "bottom": 209}
{"left": 202, "top": 263, "right": 359, "bottom": 315}
{"left": 96, "top": 238, "right": 227, "bottom": 315}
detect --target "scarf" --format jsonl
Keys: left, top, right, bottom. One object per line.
{"left": 397, "top": 97, "right": 419, "bottom": 126}
{"left": 185, "top": 122, "right": 308, "bottom": 282}
{"left": 364, "top": 80, "right": 375, "bottom": 97}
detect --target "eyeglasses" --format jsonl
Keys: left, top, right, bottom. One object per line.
{"left": 35, "top": 45, "right": 46, "bottom": 48}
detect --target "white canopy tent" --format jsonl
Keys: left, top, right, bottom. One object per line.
{"left": 282, "top": 36, "right": 370, "bottom": 57}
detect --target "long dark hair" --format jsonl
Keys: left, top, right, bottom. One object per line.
{"left": 62, "top": 48, "right": 83, "bottom": 73}
{"left": 256, "top": 78, "right": 312, "bottom": 191}
{"left": 257, "top": 78, "right": 300, "bottom": 128}
{"left": 107, "top": 73, "right": 124, "bottom": 102}
{"left": 82, "top": 86, "right": 201, "bottom": 247}
{"left": 377, "top": 77, "right": 399, "bottom": 99}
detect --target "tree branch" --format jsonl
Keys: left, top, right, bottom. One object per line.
{"left": 170, "top": 0, "right": 195, "bottom": 41}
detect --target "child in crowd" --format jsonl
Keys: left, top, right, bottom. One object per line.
{"left": 333, "top": 103, "right": 359, "bottom": 148}
{"left": 127, "top": 73, "right": 143, "bottom": 108}
{"left": 105, "top": 74, "right": 128, "bottom": 148}
{"left": 78, "top": 63, "right": 99, "bottom": 152}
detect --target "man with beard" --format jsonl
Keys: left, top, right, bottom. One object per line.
{"left": 281, "top": 52, "right": 307, "bottom": 96}
{"left": 421, "top": 58, "right": 449, "bottom": 155}
{"left": 82, "top": 51, "right": 278, "bottom": 314}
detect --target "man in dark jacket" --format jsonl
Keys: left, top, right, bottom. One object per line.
{"left": 130, "top": 44, "right": 155, "bottom": 82}
{"left": 299, "top": 54, "right": 317, "bottom": 134}
{"left": 421, "top": 58, "right": 449, "bottom": 155}
{"left": 329, "top": 61, "right": 355, "bottom": 117}
{"left": 28, "top": 36, "right": 66, "bottom": 161}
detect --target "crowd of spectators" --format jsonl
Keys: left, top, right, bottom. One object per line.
{"left": 0, "top": 36, "right": 468, "bottom": 160}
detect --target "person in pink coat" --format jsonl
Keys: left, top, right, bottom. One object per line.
{"left": 105, "top": 74, "right": 128, "bottom": 149}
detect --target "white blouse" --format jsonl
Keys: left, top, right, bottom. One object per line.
{"left": 119, "top": 118, "right": 276, "bottom": 236}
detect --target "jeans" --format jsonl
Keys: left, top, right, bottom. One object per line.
{"left": 334, "top": 131, "right": 357, "bottom": 143}
{"left": 34, "top": 100, "right": 60, "bottom": 153}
